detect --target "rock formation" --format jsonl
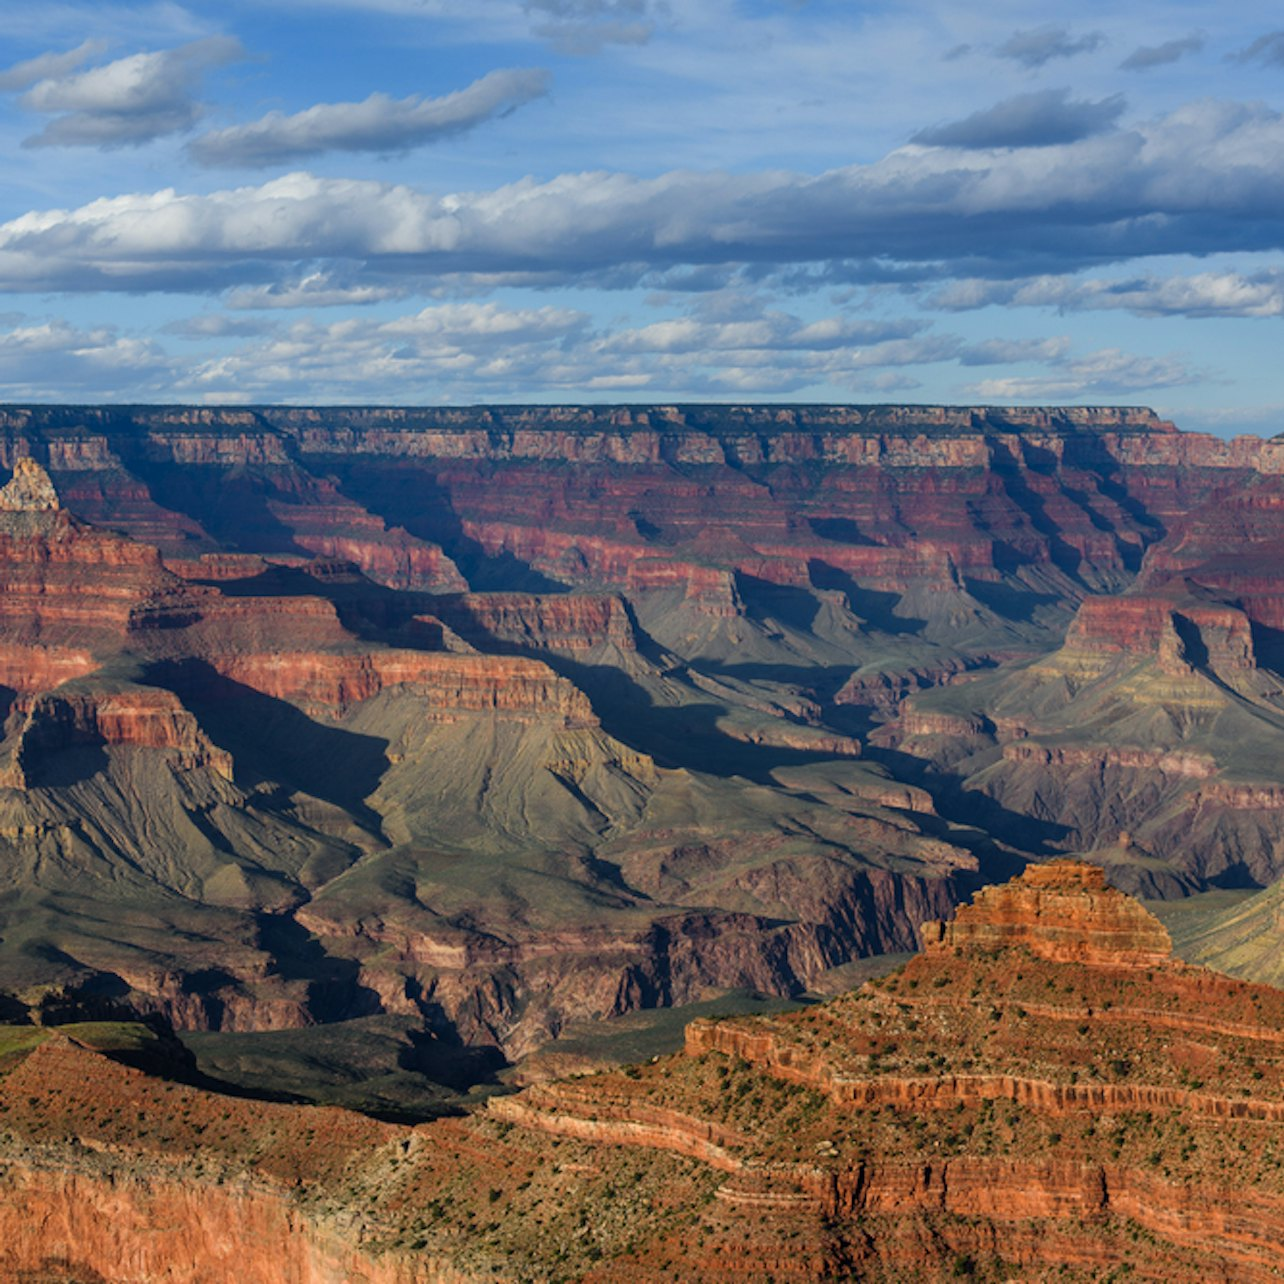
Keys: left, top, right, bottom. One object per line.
{"left": 0, "top": 455, "right": 59, "bottom": 512}
{"left": 0, "top": 428, "right": 993, "bottom": 1060}
{"left": 919, "top": 859, "right": 1173, "bottom": 966}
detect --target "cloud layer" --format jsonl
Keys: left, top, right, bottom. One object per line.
{"left": 0, "top": 39, "right": 105, "bottom": 93}
{"left": 996, "top": 26, "right": 1105, "bottom": 68}
{"left": 1234, "top": 32, "right": 1284, "bottom": 67}
{"left": 933, "top": 269, "right": 1284, "bottom": 319}
{"left": 1120, "top": 35, "right": 1203, "bottom": 71}
{"left": 0, "top": 2, "right": 1279, "bottom": 412}
{"left": 4, "top": 99, "right": 1284, "bottom": 296}
{"left": 524, "top": 0, "right": 664, "bottom": 54}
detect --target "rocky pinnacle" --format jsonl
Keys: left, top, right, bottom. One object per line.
{"left": 0, "top": 457, "right": 60, "bottom": 513}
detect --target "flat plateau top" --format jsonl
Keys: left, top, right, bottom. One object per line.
{"left": 0, "top": 403, "right": 1172, "bottom": 437}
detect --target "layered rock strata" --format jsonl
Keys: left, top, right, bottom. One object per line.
{"left": 919, "top": 860, "right": 1173, "bottom": 966}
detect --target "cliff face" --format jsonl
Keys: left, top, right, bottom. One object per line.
{"left": 0, "top": 451, "right": 994, "bottom": 1063}
{"left": 0, "top": 404, "right": 1255, "bottom": 628}
{"left": 877, "top": 512, "right": 1284, "bottom": 890}
{"left": 206, "top": 649, "right": 598, "bottom": 724}
{"left": 427, "top": 592, "right": 638, "bottom": 653}
{"left": 1, "top": 686, "right": 233, "bottom": 787}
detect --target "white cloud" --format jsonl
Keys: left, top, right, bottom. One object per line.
{"left": 598, "top": 313, "right": 922, "bottom": 354}
{"left": 189, "top": 68, "right": 550, "bottom": 167}
{"left": 0, "top": 39, "right": 106, "bottom": 92}
{"left": 17, "top": 36, "right": 243, "bottom": 148}
{"left": 0, "top": 294, "right": 1179, "bottom": 407}
{"left": 225, "top": 273, "right": 410, "bottom": 309}
{"left": 933, "top": 269, "right": 1284, "bottom": 318}
{"left": 168, "top": 298, "right": 970, "bottom": 401}
{"left": 178, "top": 300, "right": 591, "bottom": 399}
{"left": 0, "top": 318, "right": 173, "bottom": 398}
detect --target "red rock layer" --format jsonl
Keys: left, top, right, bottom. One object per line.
{"left": 0, "top": 1166, "right": 454, "bottom": 1284}
{"left": 210, "top": 649, "right": 597, "bottom": 724}
{"left": 999, "top": 741, "right": 1218, "bottom": 777}
{"left": 919, "top": 860, "right": 1173, "bottom": 966}
{"left": 163, "top": 552, "right": 274, "bottom": 580}
{"left": 0, "top": 407, "right": 1268, "bottom": 620}
{"left": 0, "top": 510, "right": 194, "bottom": 641}
{"left": 10, "top": 859, "right": 1284, "bottom": 1281}
{"left": 0, "top": 642, "right": 97, "bottom": 693}
{"left": 1, "top": 687, "right": 232, "bottom": 787}
{"left": 1066, "top": 594, "right": 1257, "bottom": 672}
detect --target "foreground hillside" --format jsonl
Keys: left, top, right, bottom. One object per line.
{"left": 2, "top": 862, "right": 1283, "bottom": 1281}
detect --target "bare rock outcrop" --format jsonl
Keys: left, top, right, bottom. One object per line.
{"left": 919, "top": 859, "right": 1173, "bottom": 967}
{"left": 0, "top": 456, "right": 59, "bottom": 512}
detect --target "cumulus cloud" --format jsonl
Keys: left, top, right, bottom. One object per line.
{"left": 17, "top": 36, "right": 243, "bottom": 148}
{"left": 996, "top": 26, "right": 1105, "bottom": 68}
{"left": 0, "top": 293, "right": 1168, "bottom": 406}
{"left": 170, "top": 292, "right": 1175, "bottom": 403}
{"left": 912, "top": 90, "right": 1124, "bottom": 149}
{"left": 932, "top": 269, "right": 1284, "bottom": 319}
{"left": 5, "top": 99, "right": 1284, "bottom": 295}
{"left": 1120, "top": 34, "right": 1203, "bottom": 71}
{"left": 162, "top": 298, "right": 954, "bottom": 401}
{"left": 189, "top": 67, "right": 550, "bottom": 167}
{"left": 182, "top": 301, "right": 593, "bottom": 400}
{"left": 0, "top": 39, "right": 105, "bottom": 92}
{"left": 598, "top": 313, "right": 924, "bottom": 354}
{"left": 524, "top": 0, "right": 665, "bottom": 54}
{"left": 1234, "top": 32, "right": 1284, "bottom": 67}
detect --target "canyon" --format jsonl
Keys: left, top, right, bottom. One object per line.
{"left": 3, "top": 403, "right": 1284, "bottom": 1275}
{"left": 0, "top": 404, "right": 1280, "bottom": 1083}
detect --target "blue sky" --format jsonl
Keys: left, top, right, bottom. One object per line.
{"left": 1, "top": 1, "right": 1283, "bottom": 431}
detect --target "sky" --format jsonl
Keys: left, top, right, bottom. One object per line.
{"left": 1, "top": 1, "right": 1283, "bottom": 432}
